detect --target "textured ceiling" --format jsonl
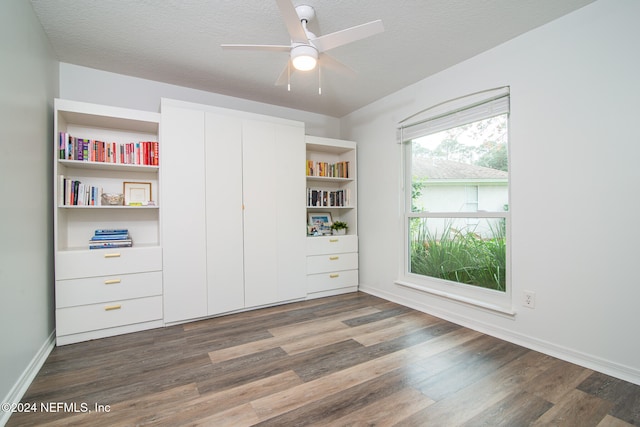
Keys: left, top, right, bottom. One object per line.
{"left": 30, "top": 0, "right": 595, "bottom": 117}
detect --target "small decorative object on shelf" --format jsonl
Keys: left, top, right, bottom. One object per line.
{"left": 331, "top": 221, "right": 348, "bottom": 235}
{"left": 123, "top": 182, "right": 152, "bottom": 206}
{"left": 88, "top": 229, "right": 132, "bottom": 249}
{"left": 101, "top": 193, "right": 124, "bottom": 206}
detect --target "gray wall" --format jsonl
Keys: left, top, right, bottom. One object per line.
{"left": 59, "top": 63, "right": 341, "bottom": 139}
{"left": 342, "top": 0, "right": 640, "bottom": 384}
{"left": 0, "top": 0, "right": 59, "bottom": 413}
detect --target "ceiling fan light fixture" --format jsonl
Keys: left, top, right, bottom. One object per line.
{"left": 291, "top": 45, "right": 318, "bottom": 71}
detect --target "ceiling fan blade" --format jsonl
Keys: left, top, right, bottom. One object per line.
{"left": 312, "top": 20, "right": 384, "bottom": 52}
{"left": 275, "top": 61, "right": 294, "bottom": 86}
{"left": 275, "top": 0, "right": 309, "bottom": 44}
{"left": 319, "top": 53, "right": 356, "bottom": 77}
{"left": 221, "top": 44, "right": 291, "bottom": 52}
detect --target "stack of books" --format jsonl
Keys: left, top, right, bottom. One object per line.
{"left": 89, "top": 229, "right": 132, "bottom": 249}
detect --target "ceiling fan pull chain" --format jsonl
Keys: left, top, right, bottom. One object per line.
{"left": 318, "top": 65, "right": 322, "bottom": 95}
{"left": 288, "top": 60, "right": 291, "bottom": 92}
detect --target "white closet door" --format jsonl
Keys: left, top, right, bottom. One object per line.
{"left": 274, "top": 123, "right": 306, "bottom": 301}
{"left": 205, "top": 113, "right": 245, "bottom": 314}
{"left": 242, "top": 120, "right": 279, "bottom": 307}
{"left": 161, "top": 106, "right": 208, "bottom": 323}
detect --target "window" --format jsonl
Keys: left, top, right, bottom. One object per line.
{"left": 398, "top": 87, "right": 511, "bottom": 313}
{"left": 465, "top": 185, "right": 479, "bottom": 213}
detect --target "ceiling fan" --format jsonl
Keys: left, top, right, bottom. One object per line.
{"left": 221, "top": 0, "right": 384, "bottom": 88}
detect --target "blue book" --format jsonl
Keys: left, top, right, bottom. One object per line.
{"left": 90, "top": 234, "right": 130, "bottom": 241}
{"left": 89, "top": 241, "right": 133, "bottom": 250}
{"left": 94, "top": 229, "right": 129, "bottom": 235}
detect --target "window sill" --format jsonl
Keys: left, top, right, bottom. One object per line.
{"left": 395, "top": 279, "right": 516, "bottom": 317}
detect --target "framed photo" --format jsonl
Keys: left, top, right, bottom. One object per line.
{"left": 307, "top": 212, "right": 333, "bottom": 236}
{"left": 308, "top": 212, "right": 332, "bottom": 226}
{"left": 123, "top": 182, "right": 152, "bottom": 206}
{"left": 308, "top": 212, "right": 333, "bottom": 235}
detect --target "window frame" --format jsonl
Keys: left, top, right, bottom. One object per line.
{"left": 396, "top": 88, "right": 513, "bottom": 316}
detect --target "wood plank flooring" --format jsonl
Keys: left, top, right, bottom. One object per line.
{"left": 7, "top": 292, "right": 640, "bottom": 426}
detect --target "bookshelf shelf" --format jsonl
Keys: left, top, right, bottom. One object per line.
{"left": 59, "top": 242, "right": 160, "bottom": 253}
{"left": 306, "top": 176, "right": 354, "bottom": 183}
{"left": 307, "top": 205, "right": 354, "bottom": 209}
{"left": 58, "top": 159, "right": 159, "bottom": 173}
{"left": 58, "top": 205, "right": 159, "bottom": 209}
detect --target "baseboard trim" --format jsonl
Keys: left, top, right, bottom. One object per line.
{"left": 1, "top": 330, "right": 56, "bottom": 427}
{"left": 359, "top": 285, "right": 640, "bottom": 386}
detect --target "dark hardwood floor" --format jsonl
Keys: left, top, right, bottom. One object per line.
{"left": 7, "top": 292, "right": 640, "bottom": 426}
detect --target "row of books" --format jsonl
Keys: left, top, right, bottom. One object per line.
{"left": 307, "top": 188, "right": 351, "bottom": 207}
{"left": 60, "top": 177, "right": 102, "bottom": 206}
{"left": 306, "top": 160, "right": 350, "bottom": 178}
{"left": 89, "top": 229, "right": 132, "bottom": 250}
{"left": 58, "top": 132, "right": 159, "bottom": 166}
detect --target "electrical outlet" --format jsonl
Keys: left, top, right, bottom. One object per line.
{"left": 523, "top": 290, "right": 536, "bottom": 308}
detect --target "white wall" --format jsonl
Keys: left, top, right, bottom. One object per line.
{"left": 59, "top": 63, "right": 341, "bottom": 138}
{"left": 416, "top": 184, "right": 508, "bottom": 213}
{"left": 342, "top": 0, "right": 640, "bottom": 384}
{"left": 0, "top": 0, "right": 58, "bottom": 418}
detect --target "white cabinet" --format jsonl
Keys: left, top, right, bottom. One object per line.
{"left": 305, "top": 137, "right": 359, "bottom": 298}
{"left": 55, "top": 248, "right": 163, "bottom": 343}
{"left": 306, "top": 235, "right": 359, "bottom": 296}
{"left": 161, "top": 99, "right": 306, "bottom": 324}
{"left": 53, "top": 99, "right": 163, "bottom": 345}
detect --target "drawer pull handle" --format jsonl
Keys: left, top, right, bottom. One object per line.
{"left": 104, "top": 279, "right": 121, "bottom": 285}
{"left": 329, "top": 274, "right": 340, "bottom": 278}
{"left": 105, "top": 304, "right": 122, "bottom": 311}
{"left": 329, "top": 256, "right": 339, "bottom": 260}
{"left": 329, "top": 238, "right": 339, "bottom": 243}
{"left": 104, "top": 253, "right": 121, "bottom": 258}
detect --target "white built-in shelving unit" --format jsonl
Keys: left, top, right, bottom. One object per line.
{"left": 53, "top": 98, "right": 163, "bottom": 345}
{"left": 305, "top": 136, "right": 359, "bottom": 298}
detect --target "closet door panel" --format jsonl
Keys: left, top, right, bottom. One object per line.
{"left": 161, "top": 106, "right": 208, "bottom": 323}
{"left": 205, "top": 113, "right": 245, "bottom": 314}
{"left": 274, "top": 123, "right": 306, "bottom": 301}
{"left": 242, "top": 120, "right": 279, "bottom": 307}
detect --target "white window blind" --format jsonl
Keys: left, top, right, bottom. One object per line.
{"left": 398, "top": 86, "right": 510, "bottom": 143}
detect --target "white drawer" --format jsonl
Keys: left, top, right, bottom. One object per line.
{"left": 307, "top": 235, "right": 358, "bottom": 255}
{"left": 56, "top": 271, "right": 162, "bottom": 308}
{"left": 307, "top": 252, "right": 358, "bottom": 274}
{"left": 56, "top": 246, "right": 162, "bottom": 279}
{"left": 56, "top": 295, "right": 163, "bottom": 336}
{"left": 307, "top": 269, "right": 359, "bottom": 293}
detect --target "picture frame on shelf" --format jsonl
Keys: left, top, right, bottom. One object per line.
{"left": 123, "top": 182, "right": 152, "bottom": 206}
{"left": 308, "top": 212, "right": 333, "bottom": 236}
{"left": 308, "top": 212, "right": 332, "bottom": 226}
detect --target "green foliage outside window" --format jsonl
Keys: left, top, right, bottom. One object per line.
{"left": 409, "top": 218, "right": 506, "bottom": 292}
